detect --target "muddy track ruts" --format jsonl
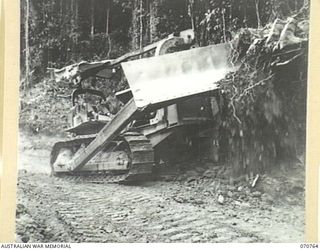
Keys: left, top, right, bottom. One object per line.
{"left": 16, "top": 171, "right": 304, "bottom": 243}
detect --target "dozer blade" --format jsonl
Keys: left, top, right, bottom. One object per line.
{"left": 66, "top": 43, "right": 233, "bottom": 173}
{"left": 121, "top": 43, "right": 234, "bottom": 108}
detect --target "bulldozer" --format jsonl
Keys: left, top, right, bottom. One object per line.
{"left": 50, "top": 30, "right": 234, "bottom": 183}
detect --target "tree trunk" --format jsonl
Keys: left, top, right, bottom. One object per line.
{"left": 106, "top": 0, "right": 111, "bottom": 58}
{"left": 145, "top": 0, "right": 150, "bottom": 42}
{"left": 106, "top": 0, "right": 110, "bottom": 35}
{"left": 255, "top": 0, "right": 261, "bottom": 28}
{"left": 59, "top": 0, "right": 62, "bottom": 63}
{"left": 71, "top": 0, "right": 78, "bottom": 60}
{"left": 149, "top": 0, "right": 160, "bottom": 42}
{"left": 90, "top": 0, "right": 95, "bottom": 39}
{"left": 139, "top": 0, "right": 143, "bottom": 51}
{"left": 188, "top": 0, "right": 195, "bottom": 31}
{"left": 132, "top": 0, "right": 140, "bottom": 50}
{"left": 25, "top": 0, "right": 30, "bottom": 88}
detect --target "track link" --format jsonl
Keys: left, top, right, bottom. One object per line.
{"left": 50, "top": 132, "right": 154, "bottom": 184}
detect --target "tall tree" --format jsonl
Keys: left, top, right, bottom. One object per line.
{"left": 139, "top": 0, "right": 143, "bottom": 50}
{"left": 255, "top": 0, "right": 261, "bottom": 28}
{"left": 90, "top": 0, "right": 95, "bottom": 39}
{"left": 24, "top": 0, "right": 30, "bottom": 88}
{"left": 106, "top": 0, "right": 110, "bottom": 35}
{"left": 132, "top": 0, "right": 140, "bottom": 49}
{"left": 149, "top": 0, "right": 161, "bottom": 42}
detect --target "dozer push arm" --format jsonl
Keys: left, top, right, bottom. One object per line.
{"left": 66, "top": 95, "right": 185, "bottom": 172}
{"left": 67, "top": 98, "right": 139, "bottom": 171}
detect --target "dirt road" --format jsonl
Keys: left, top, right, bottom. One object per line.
{"left": 16, "top": 172, "right": 304, "bottom": 243}
{"left": 16, "top": 133, "right": 305, "bottom": 243}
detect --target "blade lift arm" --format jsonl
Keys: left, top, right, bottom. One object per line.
{"left": 67, "top": 98, "right": 139, "bottom": 172}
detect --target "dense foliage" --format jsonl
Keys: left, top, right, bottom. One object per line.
{"left": 21, "top": 0, "right": 307, "bottom": 84}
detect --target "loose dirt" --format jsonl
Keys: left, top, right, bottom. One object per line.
{"left": 16, "top": 132, "right": 305, "bottom": 243}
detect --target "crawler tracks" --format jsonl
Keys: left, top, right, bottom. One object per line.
{"left": 50, "top": 132, "right": 154, "bottom": 184}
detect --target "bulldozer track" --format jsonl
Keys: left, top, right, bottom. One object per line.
{"left": 17, "top": 172, "right": 272, "bottom": 243}
{"left": 17, "top": 170, "right": 305, "bottom": 243}
{"left": 50, "top": 132, "right": 154, "bottom": 184}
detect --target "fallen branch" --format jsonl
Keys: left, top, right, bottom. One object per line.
{"left": 231, "top": 102, "right": 242, "bottom": 124}
{"left": 251, "top": 174, "right": 260, "bottom": 187}
{"left": 236, "top": 74, "right": 274, "bottom": 101}
{"left": 230, "top": 85, "right": 242, "bottom": 124}
{"left": 274, "top": 52, "right": 302, "bottom": 66}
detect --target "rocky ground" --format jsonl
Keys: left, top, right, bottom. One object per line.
{"left": 15, "top": 132, "right": 305, "bottom": 243}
